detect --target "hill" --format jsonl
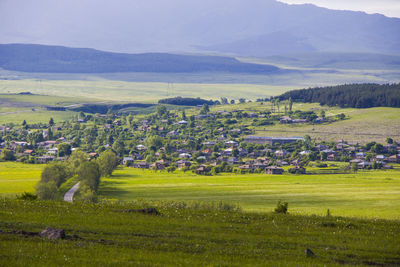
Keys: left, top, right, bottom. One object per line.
{"left": 1, "top": 0, "right": 399, "bottom": 56}
{"left": 0, "top": 44, "right": 280, "bottom": 74}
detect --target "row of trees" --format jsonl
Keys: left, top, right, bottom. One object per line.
{"left": 35, "top": 150, "right": 119, "bottom": 202}
{"left": 278, "top": 83, "right": 400, "bottom": 108}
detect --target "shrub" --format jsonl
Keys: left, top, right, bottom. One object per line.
{"left": 16, "top": 192, "right": 38, "bottom": 201}
{"left": 35, "top": 181, "right": 58, "bottom": 200}
{"left": 274, "top": 201, "right": 288, "bottom": 214}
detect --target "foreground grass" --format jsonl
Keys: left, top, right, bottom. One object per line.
{"left": 99, "top": 167, "right": 400, "bottom": 220}
{"left": 0, "top": 199, "right": 399, "bottom": 266}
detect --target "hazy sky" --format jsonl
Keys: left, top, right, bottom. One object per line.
{"left": 279, "top": 0, "right": 400, "bottom": 17}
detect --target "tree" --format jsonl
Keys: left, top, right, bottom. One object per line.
{"left": 371, "top": 143, "right": 384, "bottom": 154}
{"left": 40, "top": 162, "right": 69, "bottom": 187}
{"left": 351, "top": 162, "right": 358, "bottom": 173}
{"left": 221, "top": 97, "right": 228, "bottom": 105}
{"left": 67, "top": 150, "right": 88, "bottom": 175}
{"left": 320, "top": 110, "right": 326, "bottom": 119}
{"left": 22, "top": 120, "right": 27, "bottom": 126}
{"left": 181, "top": 110, "right": 187, "bottom": 120}
{"left": 49, "top": 117, "right": 55, "bottom": 126}
{"left": 239, "top": 98, "right": 246, "bottom": 104}
{"left": 78, "top": 161, "right": 101, "bottom": 191}
{"left": 57, "top": 143, "right": 72, "bottom": 157}
{"left": 386, "top": 138, "right": 394, "bottom": 144}
{"left": 1, "top": 149, "right": 16, "bottom": 161}
{"left": 200, "top": 104, "right": 210, "bottom": 115}
{"left": 288, "top": 97, "right": 293, "bottom": 112}
{"left": 146, "top": 136, "right": 163, "bottom": 152}
{"left": 230, "top": 100, "right": 235, "bottom": 104}
{"left": 156, "top": 105, "right": 167, "bottom": 117}
{"left": 97, "top": 150, "right": 119, "bottom": 177}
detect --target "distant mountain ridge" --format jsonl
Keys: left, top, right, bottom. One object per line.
{"left": 0, "top": 0, "right": 399, "bottom": 57}
{"left": 0, "top": 44, "right": 280, "bottom": 74}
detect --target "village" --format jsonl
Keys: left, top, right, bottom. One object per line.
{"left": 1, "top": 104, "right": 399, "bottom": 175}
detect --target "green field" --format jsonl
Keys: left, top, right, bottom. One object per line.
{"left": 0, "top": 79, "right": 289, "bottom": 102}
{"left": 0, "top": 162, "right": 43, "bottom": 197}
{"left": 209, "top": 102, "right": 400, "bottom": 143}
{"left": 98, "top": 168, "right": 400, "bottom": 220}
{"left": 1, "top": 163, "right": 399, "bottom": 220}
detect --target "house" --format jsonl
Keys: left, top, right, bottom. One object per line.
{"left": 37, "top": 155, "right": 55, "bottom": 164}
{"left": 356, "top": 152, "right": 366, "bottom": 159}
{"left": 156, "top": 159, "right": 171, "bottom": 166}
{"left": 292, "top": 119, "right": 308, "bottom": 124}
{"left": 196, "top": 165, "right": 208, "bottom": 175}
{"left": 150, "top": 162, "right": 165, "bottom": 170}
{"left": 178, "top": 120, "right": 188, "bottom": 125}
{"left": 375, "top": 155, "right": 386, "bottom": 161}
{"left": 315, "top": 117, "right": 325, "bottom": 123}
{"left": 223, "top": 148, "right": 233, "bottom": 156}
{"left": 299, "top": 151, "right": 310, "bottom": 156}
{"left": 203, "top": 141, "right": 216, "bottom": 146}
{"left": 227, "top": 157, "right": 239, "bottom": 165}
{"left": 276, "top": 160, "right": 289, "bottom": 166}
{"left": 265, "top": 166, "right": 284, "bottom": 175}
{"left": 23, "top": 149, "right": 34, "bottom": 155}
{"left": 280, "top": 116, "right": 292, "bottom": 124}
{"left": 88, "top": 152, "right": 99, "bottom": 159}
{"left": 239, "top": 164, "right": 252, "bottom": 170}
{"left": 350, "top": 159, "right": 371, "bottom": 169}
{"left": 225, "top": 141, "right": 239, "bottom": 147}
{"left": 47, "top": 148, "right": 58, "bottom": 155}
{"left": 135, "top": 162, "right": 150, "bottom": 169}
{"left": 388, "top": 154, "right": 400, "bottom": 163}
{"left": 327, "top": 153, "right": 336, "bottom": 161}
{"left": 136, "top": 145, "right": 147, "bottom": 151}
{"left": 275, "top": 150, "right": 288, "bottom": 158}
{"left": 122, "top": 157, "right": 134, "bottom": 165}
{"left": 179, "top": 153, "right": 192, "bottom": 159}
{"left": 176, "top": 160, "right": 191, "bottom": 169}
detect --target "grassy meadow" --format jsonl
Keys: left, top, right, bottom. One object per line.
{"left": 0, "top": 162, "right": 43, "bottom": 197}
{"left": 1, "top": 199, "right": 400, "bottom": 266}
{"left": 98, "top": 167, "right": 400, "bottom": 220}
{"left": 0, "top": 79, "right": 288, "bottom": 102}
{"left": 209, "top": 102, "right": 400, "bottom": 143}
{"left": 1, "top": 162, "right": 400, "bottom": 220}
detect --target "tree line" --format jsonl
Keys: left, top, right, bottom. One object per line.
{"left": 35, "top": 150, "right": 119, "bottom": 202}
{"left": 277, "top": 83, "right": 400, "bottom": 108}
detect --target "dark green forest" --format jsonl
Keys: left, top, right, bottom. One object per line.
{"left": 278, "top": 83, "right": 400, "bottom": 108}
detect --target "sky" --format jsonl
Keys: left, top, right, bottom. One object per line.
{"left": 279, "top": 0, "right": 400, "bottom": 17}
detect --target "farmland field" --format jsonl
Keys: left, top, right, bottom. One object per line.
{"left": 1, "top": 163, "right": 399, "bottom": 220}
{"left": 0, "top": 162, "right": 43, "bottom": 197}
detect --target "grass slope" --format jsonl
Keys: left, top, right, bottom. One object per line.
{"left": 0, "top": 199, "right": 399, "bottom": 266}
{"left": 210, "top": 102, "right": 400, "bottom": 143}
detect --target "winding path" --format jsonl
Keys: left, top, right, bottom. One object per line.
{"left": 63, "top": 182, "right": 80, "bottom": 203}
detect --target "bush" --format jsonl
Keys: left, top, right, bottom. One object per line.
{"left": 16, "top": 192, "right": 38, "bottom": 201}
{"left": 274, "top": 201, "right": 288, "bottom": 214}
{"left": 35, "top": 181, "right": 58, "bottom": 200}
{"left": 316, "top": 163, "right": 328, "bottom": 168}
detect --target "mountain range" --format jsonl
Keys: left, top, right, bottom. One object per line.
{"left": 0, "top": 0, "right": 399, "bottom": 57}
{"left": 0, "top": 44, "right": 281, "bottom": 74}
